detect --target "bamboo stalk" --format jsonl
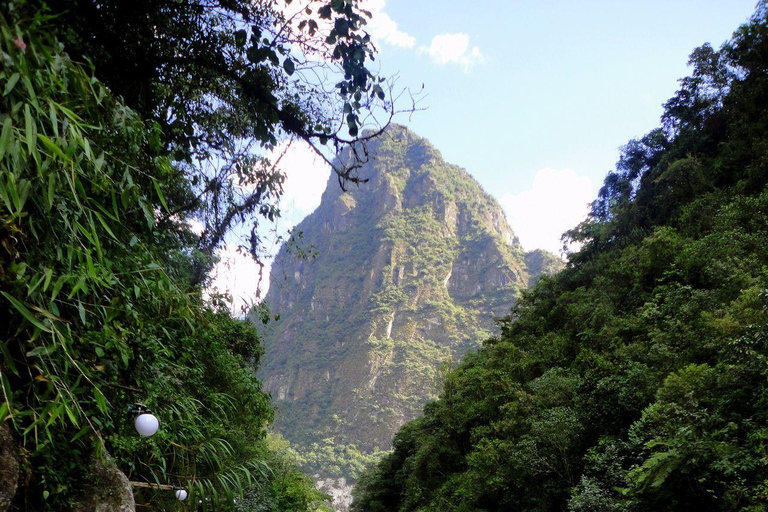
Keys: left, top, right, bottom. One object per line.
{"left": 129, "top": 481, "right": 175, "bottom": 491}
{"left": 108, "top": 383, "right": 144, "bottom": 393}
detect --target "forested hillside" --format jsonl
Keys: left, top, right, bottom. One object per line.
{"left": 0, "top": 0, "right": 400, "bottom": 510}
{"left": 353, "top": 5, "right": 768, "bottom": 512}
{"left": 259, "top": 125, "right": 562, "bottom": 495}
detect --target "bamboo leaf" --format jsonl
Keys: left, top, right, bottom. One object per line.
{"left": 77, "top": 300, "right": 86, "bottom": 324}
{"left": 1, "top": 291, "right": 51, "bottom": 332}
{"left": 63, "top": 403, "right": 79, "bottom": 426}
{"left": 93, "top": 211, "right": 118, "bottom": 240}
{"left": 71, "top": 426, "right": 90, "bottom": 442}
{"left": 37, "top": 133, "right": 69, "bottom": 161}
{"left": 0, "top": 401, "right": 10, "bottom": 422}
{"left": 93, "top": 388, "right": 108, "bottom": 413}
{"left": 3, "top": 72, "right": 19, "bottom": 96}
{"left": 0, "top": 341, "right": 19, "bottom": 375}
{"left": 0, "top": 116, "right": 12, "bottom": 160}
{"left": 24, "top": 103, "right": 35, "bottom": 156}
{"left": 153, "top": 178, "right": 169, "bottom": 212}
{"left": 46, "top": 172, "right": 55, "bottom": 211}
{"left": 42, "top": 268, "right": 53, "bottom": 292}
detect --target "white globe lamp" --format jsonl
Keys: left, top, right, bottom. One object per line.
{"left": 134, "top": 412, "right": 160, "bottom": 437}
{"left": 175, "top": 489, "right": 188, "bottom": 501}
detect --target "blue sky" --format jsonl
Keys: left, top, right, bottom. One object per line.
{"left": 365, "top": 0, "right": 756, "bottom": 253}
{"left": 209, "top": 0, "right": 758, "bottom": 312}
{"left": 380, "top": 1, "right": 755, "bottom": 185}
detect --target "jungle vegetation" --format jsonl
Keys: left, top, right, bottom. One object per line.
{"left": 352, "top": 4, "right": 768, "bottom": 512}
{"left": 0, "top": 0, "right": 408, "bottom": 509}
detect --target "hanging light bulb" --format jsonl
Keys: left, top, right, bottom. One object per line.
{"left": 175, "top": 489, "right": 188, "bottom": 501}
{"left": 128, "top": 404, "right": 160, "bottom": 437}
{"left": 134, "top": 412, "right": 159, "bottom": 436}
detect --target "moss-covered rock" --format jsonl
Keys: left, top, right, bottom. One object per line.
{"left": 0, "top": 423, "right": 19, "bottom": 512}
{"left": 71, "top": 454, "right": 134, "bottom": 512}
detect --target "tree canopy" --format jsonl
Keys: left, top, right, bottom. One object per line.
{"left": 0, "top": 0, "right": 412, "bottom": 509}
{"left": 34, "top": 0, "right": 417, "bottom": 279}
{"left": 352, "top": 4, "right": 768, "bottom": 511}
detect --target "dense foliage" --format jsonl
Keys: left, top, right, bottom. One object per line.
{"left": 0, "top": 0, "right": 404, "bottom": 509}
{"left": 30, "top": 0, "right": 412, "bottom": 281}
{"left": 352, "top": 5, "right": 768, "bottom": 512}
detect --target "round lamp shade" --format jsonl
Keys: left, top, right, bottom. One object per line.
{"left": 134, "top": 413, "right": 159, "bottom": 436}
{"left": 175, "top": 489, "right": 188, "bottom": 501}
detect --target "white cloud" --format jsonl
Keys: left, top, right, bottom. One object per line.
{"left": 204, "top": 140, "right": 330, "bottom": 315}
{"left": 186, "top": 217, "right": 204, "bottom": 235}
{"left": 362, "top": 0, "right": 415, "bottom": 49}
{"left": 276, "top": 139, "right": 331, "bottom": 221}
{"left": 278, "top": 0, "right": 414, "bottom": 54}
{"left": 205, "top": 245, "right": 267, "bottom": 317}
{"left": 500, "top": 169, "right": 595, "bottom": 255}
{"left": 420, "top": 33, "right": 485, "bottom": 71}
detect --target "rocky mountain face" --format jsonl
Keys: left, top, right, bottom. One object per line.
{"left": 257, "top": 126, "right": 561, "bottom": 505}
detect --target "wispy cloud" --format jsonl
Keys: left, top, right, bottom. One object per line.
{"left": 204, "top": 140, "right": 330, "bottom": 315}
{"left": 275, "top": 139, "right": 331, "bottom": 219}
{"left": 420, "top": 33, "right": 485, "bottom": 72}
{"left": 500, "top": 168, "right": 595, "bottom": 255}
{"left": 205, "top": 245, "right": 267, "bottom": 316}
{"left": 362, "top": 0, "right": 415, "bottom": 49}
{"left": 279, "top": 0, "right": 414, "bottom": 52}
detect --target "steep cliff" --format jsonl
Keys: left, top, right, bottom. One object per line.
{"left": 259, "top": 126, "right": 561, "bottom": 482}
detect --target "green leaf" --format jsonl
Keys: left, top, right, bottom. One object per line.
{"left": 234, "top": 29, "right": 247, "bottom": 48}
{"left": 93, "top": 388, "right": 108, "bottom": 413}
{"left": 153, "top": 178, "right": 169, "bottom": 212}
{"left": 37, "top": 133, "right": 68, "bottom": 161}
{"left": 42, "top": 268, "right": 53, "bottom": 292}
{"left": 25, "top": 345, "right": 52, "bottom": 357}
{"left": 22, "top": 76, "right": 37, "bottom": 107}
{"left": 63, "top": 403, "right": 79, "bottom": 426}
{"left": 24, "top": 104, "right": 36, "bottom": 156}
{"left": 93, "top": 211, "right": 118, "bottom": 241}
{"left": 283, "top": 57, "right": 295, "bottom": 75}
{"left": 0, "top": 401, "right": 10, "bottom": 422}
{"left": 46, "top": 172, "right": 55, "bottom": 211}
{"left": 51, "top": 275, "right": 68, "bottom": 302}
{"left": 0, "top": 116, "right": 12, "bottom": 160}
{"left": 3, "top": 73, "right": 20, "bottom": 96}
{"left": 71, "top": 426, "right": 91, "bottom": 442}
{"left": 0, "top": 341, "right": 19, "bottom": 375}
{"left": 77, "top": 301, "right": 86, "bottom": 324}
{"left": 1, "top": 291, "right": 51, "bottom": 332}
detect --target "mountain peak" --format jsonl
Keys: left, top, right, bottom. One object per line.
{"left": 256, "top": 127, "right": 561, "bottom": 505}
{"left": 322, "top": 125, "right": 518, "bottom": 246}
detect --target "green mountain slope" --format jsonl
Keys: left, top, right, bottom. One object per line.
{"left": 259, "top": 126, "right": 561, "bottom": 482}
{"left": 352, "top": 7, "right": 768, "bottom": 512}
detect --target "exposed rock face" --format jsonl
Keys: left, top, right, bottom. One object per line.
{"left": 315, "top": 476, "right": 354, "bottom": 512}
{"left": 71, "top": 454, "right": 135, "bottom": 512}
{"left": 1, "top": 425, "right": 135, "bottom": 512}
{"left": 0, "top": 423, "right": 19, "bottom": 512}
{"left": 258, "top": 126, "right": 562, "bottom": 489}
